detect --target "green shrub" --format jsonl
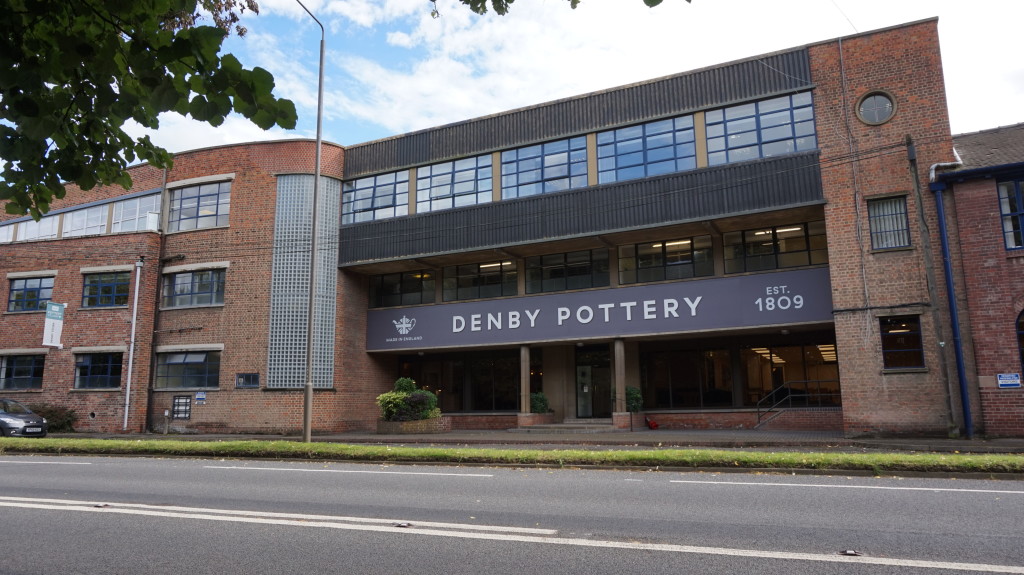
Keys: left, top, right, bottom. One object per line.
{"left": 376, "top": 378, "right": 440, "bottom": 421}
{"left": 530, "top": 392, "right": 549, "bottom": 414}
{"left": 625, "top": 386, "right": 643, "bottom": 413}
{"left": 27, "top": 403, "right": 78, "bottom": 432}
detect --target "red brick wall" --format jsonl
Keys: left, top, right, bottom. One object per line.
{"left": 810, "top": 20, "right": 964, "bottom": 435}
{"left": 0, "top": 233, "right": 161, "bottom": 432}
{"left": 948, "top": 178, "right": 1024, "bottom": 435}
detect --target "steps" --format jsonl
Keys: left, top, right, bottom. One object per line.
{"left": 507, "top": 418, "right": 623, "bottom": 434}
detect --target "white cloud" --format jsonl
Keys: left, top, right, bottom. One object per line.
{"left": 123, "top": 114, "right": 302, "bottom": 155}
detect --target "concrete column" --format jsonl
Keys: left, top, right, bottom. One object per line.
{"left": 614, "top": 338, "right": 626, "bottom": 412}
{"left": 520, "top": 344, "right": 531, "bottom": 414}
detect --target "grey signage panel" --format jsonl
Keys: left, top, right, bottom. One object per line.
{"left": 367, "top": 267, "right": 833, "bottom": 351}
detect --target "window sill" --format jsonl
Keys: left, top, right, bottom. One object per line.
{"left": 870, "top": 246, "right": 914, "bottom": 254}
{"left": 79, "top": 306, "right": 129, "bottom": 311}
{"left": 0, "top": 389, "right": 43, "bottom": 393}
{"left": 3, "top": 310, "right": 46, "bottom": 315}
{"left": 164, "top": 224, "right": 230, "bottom": 236}
{"left": 1007, "top": 249, "right": 1024, "bottom": 259}
{"left": 881, "top": 367, "right": 928, "bottom": 375}
{"left": 262, "top": 387, "right": 336, "bottom": 392}
{"left": 152, "top": 387, "right": 220, "bottom": 392}
{"left": 70, "top": 387, "right": 122, "bottom": 392}
{"left": 159, "top": 303, "right": 225, "bottom": 312}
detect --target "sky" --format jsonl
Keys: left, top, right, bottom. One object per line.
{"left": 125, "top": 0, "right": 1024, "bottom": 153}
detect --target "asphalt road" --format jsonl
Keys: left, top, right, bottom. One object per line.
{"left": 2, "top": 455, "right": 1022, "bottom": 574}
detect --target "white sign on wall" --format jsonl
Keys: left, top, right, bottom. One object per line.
{"left": 997, "top": 373, "right": 1022, "bottom": 389}
{"left": 42, "top": 302, "right": 65, "bottom": 348}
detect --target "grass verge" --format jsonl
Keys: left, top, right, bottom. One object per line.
{"left": 2, "top": 437, "right": 1022, "bottom": 475}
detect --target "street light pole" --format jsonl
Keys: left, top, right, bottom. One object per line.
{"left": 297, "top": 0, "right": 324, "bottom": 443}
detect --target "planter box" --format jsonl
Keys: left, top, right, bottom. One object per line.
{"left": 377, "top": 416, "right": 452, "bottom": 435}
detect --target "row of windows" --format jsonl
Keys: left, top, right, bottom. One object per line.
{"left": 0, "top": 182, "right": 230, "bottom": 243}
{"left": 369, "top": 221, "right": 826, "bottom": 307}
{"left": 342, "top": 91, "right": 818, "bottom": 223}
{"left": 0, "top": 351, "right": 223, "bottom": 390}
{"left": 6, "top": 269, "right": 226, "bottom": 313}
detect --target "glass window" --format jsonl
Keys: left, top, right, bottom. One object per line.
{"left": 0, "top": 224, "right": 12, "bottom": 243}
{"left": 162, "top": 269, "right": 226, "bottom": 308}
{"left": 705, "top": 92, "right": 816, "bottom": 167}
{"left": 342, "top": 171, "right": 409, "bottom": 224}
{"left": 724, "top": 221, "right": 828, "bottom": 274}
{"left": 0, "top": 355, "right": 45, "bottom": 390}
{"left": 502, "top": 137, "right": 588, "bottom": 199}
{"left": 880, "top": 315, "right": 924, "bottom": 369}
{"left": 526, "top": 249, "right": 609, "bottom": 294}
{"left": 858, "top": 92, "right": 895, "bottom": 125}
{"left": 16, "top": 216, "right": 59, "bottom": 241}
{"left": 597, "top": 115, "right": 696, "bottom": 184}
{"left": 417, "top": 155, "right": 492, "bottom": 214}
{"left": 370, "top": 271, "right": 436, "bottom": 308}
{"left": 168, "top": 181, "right": 231, "bottom": 232}
{"left": 998, "top": 180, "right": 1024, "bottom": 250}
{"left": 868, "top": 196, "right": 911, "bottom": 249}
{"left": 442, "top": 261, "right": 517, "bottom": 302}
{"left": 155, "top": 351, "right": 221, "bottom": 389}
{"left": 82, "top": 272, "right": 130, "bottom": 308}
{"left": 62, "top": 205, "right": 108, "bottom": 237}
{"left": 7, "top": 276, "right": 54, "bottom": 312}
{"left": 75, "top": 353, "right": 123, "bottom": 389}
{"left": 619, "top": 236, "right": 713, "bottom": 285}
{"left": 112, "top": 194, "right": 161, "bottom": 233}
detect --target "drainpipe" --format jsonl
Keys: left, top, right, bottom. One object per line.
{"left": 928, "top": 149, "right": 972, "bottom": 438}
{"left": 123, "top": 256, "right": 145, "bottom": 431}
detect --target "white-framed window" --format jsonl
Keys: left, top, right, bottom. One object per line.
{"left": 112, "top": 194, "right": 161, "bottom": 233}
{"left": 62, "top": 205, "right": 108, "bottom": 238}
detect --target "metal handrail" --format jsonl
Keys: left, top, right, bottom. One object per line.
{"left": 756, "top": 379, "right": 841, "bottom": 425}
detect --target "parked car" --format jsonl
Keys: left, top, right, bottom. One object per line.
{"left": 0, "top": 399, "right": 48, "bottom": 437}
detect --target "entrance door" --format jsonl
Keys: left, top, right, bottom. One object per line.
{"left": 575, "top": 345, "right": 612, "bottom": 418}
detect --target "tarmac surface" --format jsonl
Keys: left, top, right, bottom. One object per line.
{"left": 54, "top": 427, "right": 1024, "bottom": 454}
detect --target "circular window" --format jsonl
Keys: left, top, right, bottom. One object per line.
{"left": 857, "top": 91, "right": 896, "bottom": 125}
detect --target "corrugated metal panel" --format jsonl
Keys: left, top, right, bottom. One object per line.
{"left": 344, "top": 49, "right": 812, "bottom": 177}
{"left": 339, "top": 152, "right": 823, "bottom": 266}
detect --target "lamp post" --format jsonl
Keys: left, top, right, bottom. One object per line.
{"left": 297, "top": 0, "right": 324, "bottom": 443}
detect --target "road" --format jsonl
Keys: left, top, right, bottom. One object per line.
{"left": 1, "top": 455, "right": 1022, "bottom": 574}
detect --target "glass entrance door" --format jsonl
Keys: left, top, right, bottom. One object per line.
{"left": 575, "top": 345, "right": 612, "bottom": 418}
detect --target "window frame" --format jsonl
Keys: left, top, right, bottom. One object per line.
{"left": 0, "top": 355, "right": 45, "bottom": 390}
{"left": 167, "top": 181, "right": 231, "bottom": 232}
{"left": 7, "top": 276, "right": 55, "bottom": 312}
{"left": 1017, "top": 310, "right": 1024, "bottom": 375}
{"left": 879, "top": 315, "right": 925, "bottom": 370}
{"left": 618, "top": 236, "right": 713, "bottom": 285}
{"left": 867, "top": 195, "right": 912, "bottom": 250}
{"left": 857, "top": 91, "right": 897, "bottom": 126}
{"left": 442, "top": 261, "right": 518, "bottom": 302}
{"left": 370, "top": 270, "right": 436, "bottom": 308}
{"left": 162, "top": 268, "right": 226, "bottom": 308}
{"left": 81, "top": 272, "right": 131, "bottom": 308}
{"left": 74, "top": 353, "right": 124, "bottom": 389}
{"left": 342, "top": 170, "right": 409, "bottom": 224}
{"left": 416, "top": 155, "right": 493, "bottom": 214}
{"left": 526, "top": 249, "right": 610, "bottom": 294}
{"left": 723, "top": 221, "right": 828, "bottom": 274}
{"left": 705, "top": 92, "right": 817, "bottom": 167}
{"left": 501, "top": 137, "right": 588, "bottom": 199}
{"left": 597, "top": 115, "right": 697, "bottom": 184}
{"left": 155, "top": 351, "right": 221, "bottom": 389}
{"left": 997, "top": 179, "right": 1024, "bottom": 250}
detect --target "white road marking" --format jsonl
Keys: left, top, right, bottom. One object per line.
{"left": 204, "top": 464, "right": 493, "bottom": 477}
{"left": 1, "top": 495, "right": 1021, "bottom": 573}
{"left": 669, "top": 479, "right": 1024, "bottom": 495}
{"left": 0, "top": 460, "right": 91, "bottom": 465}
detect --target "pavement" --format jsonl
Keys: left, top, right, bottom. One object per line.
{"left": 52, "top": 428, "right": 1024, "bottom": 454}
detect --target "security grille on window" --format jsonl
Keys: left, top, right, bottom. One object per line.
{"left": 168, "top": 181, "right": 231, "bottom": 232}
{"left": 998, "top": 179, "right": 1024, "bottom": 249}
{"left": 162, "top": 269, "right": 225, "bottom": 308}
{"left": 0, "top": 355, "right": 45, "bottom": 390}
{"left": 880, "top": 316, "right": 925, "bottom": 369}
{"left": 82, "top": 272, "right": 130, "bottom": 307}
{"left": 868, "top": 196, "right": 911, "bottom": 249}
{"left": 171, "top": 396, "right": 192, "bottom": 419}
{"left": 7, "top": 276, "right": 54, "bottom": 312}
{"left": 75, "top": 353, "right": 123, "bottom": 389}
{"left": 156, "top": 351, "right": 221, "bottom": 389}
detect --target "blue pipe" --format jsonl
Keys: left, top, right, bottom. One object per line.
{"left": 931, "top": 183, "right": 973, "bottom": 438}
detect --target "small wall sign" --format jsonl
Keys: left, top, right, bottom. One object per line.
{"left": 997, "top": 373, "right": 1022, "bottom": 389}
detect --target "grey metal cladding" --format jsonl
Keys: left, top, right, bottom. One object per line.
{"left": 343, "top": 49, "right": 812, "bottom": 177}
{"left": 339, "top": 152, "right": 823, "bottom": 266}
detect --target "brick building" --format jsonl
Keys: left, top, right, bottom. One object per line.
{"left": 3, "top": 18, "right": 1015, "bottom": 437}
